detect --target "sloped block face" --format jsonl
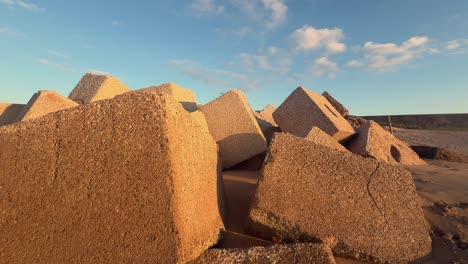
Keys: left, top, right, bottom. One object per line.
{"left": 69, "top": 73, "right": 131, "bottom": 104}
{"left": 322, "top": 91, "right": 349, "bottom": 117}
{"left": 200, "top": 90, "right": 267, "bottom": 168}
{"left": 273, "top": 87, "right": 355, "bottom": 142}
{"left": 347, "top": 120, "right": 426, "bottom": 165}
{"left": 0, "top": 103, "right": 24, "bottom": 126}
{"left": 0, "top": 91, "right": 223, "bottom": 263}
{"left": 15, "top": 90, "right": 78, "bottom": 122}
{"left": 305, "top": 127, "right": 347, "bottom": 151}
{"left": 247, "top": 133, "right": 431, "bottom": 263}
{"left": 140, "top": 83, "right": 197, "bottom": 112}
{"left": 190, "top": 243, "right": 336, "bottom": 264}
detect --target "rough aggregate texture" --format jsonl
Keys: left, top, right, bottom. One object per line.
{"left": 68, "top": 73, "right": 131, "bottom": 104}
{"left": 273, "top": 87, "right": 355, "bottom": 142}
{"left": 254, "top": 104, "right": 281, "bottom": 144}
{"left": 346, "top": 115, "right": 367, "bottom": 128}
{"left": 14, "top": 90, "right": 78, "bottom": 122}
{"left": 190, "top": 243, "right": 336, "bottom": 264}
{"left": 247, "top": 133, "right": 432, "bottom": 263}
{"left": 199, "top": 90, "right": 267, "bottom": 168}
{"left": 346, "top": 120, "right": 426, "bottom": 165}
{"left": 0, "top": 103, "right": 24, "bottom": 126}
{"left": 305, "top": 127, "right": 347, "bottom": 151}
{"left": 322, "top": 91, "right": 349, "bottom": 117}
{"left": 0, "top": 91, "right": 224, "bottom": 263}
{"left": 190, "top": 110, "right": 210, "bottom": 133}
{"left": 411, "top": 145, "right": 468, "bottom": 163}
{"left": 139, "top": 83, "right": 197, "bottom": 112}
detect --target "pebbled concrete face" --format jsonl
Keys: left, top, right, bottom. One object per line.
{"left": 200, "top": 90, "right": 267, "bottom": 168}
{"left": 273, "top": 87, "right": 355, "bottom": 143}
{"left": 304, "top": 127, "right": 347, "bottom": 151}
{"left": 69, "top": 73, "right": 131, "bottom": 104}
{"left": 14, "top": 90, "right": 78, "bottom": 122}
{"left": 0, "top": 91, "right": 224, "bottom": 263}
{"left": 322, "top": 91, "right": 349, "bottom": 117}
{"left": 247, "top": 133, "right": 431, "bottom": 263}
{"left": 139, "top": 83, "right": 197, "bottom": 112}
{"left": 190, "top": 243, "right": 336, "bottom": 264}
{"left": 346, "top": 120, "right": 426, "bottom": 165}
{"left": 0, "top": 103, "right": 24, "bottom": 126}
{"left": 254, "top": 104, "right": 281, "bottom": 144}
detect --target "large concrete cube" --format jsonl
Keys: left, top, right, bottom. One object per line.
{"left": 0, "top": 103, "right": 24, "bottom": 126}
{"left": 140, "top": 83, "right": 197, "bottom": 112}
{"left": 0, "top": 91, "right": 224, "bottom": 263}
{"left": 273, "top": 87, "right": 355, "bottom": 142}
{"left": 69, "top": 73, "right": 131, "bottom": 104}
{"left": 247, "top": 133, "right": 431, "bottom": 263}
{"left": 322, "top": 91, "right": 349, "bottom": 117}
{"left": 190, "top": 243, "right": 336, "bottom": 264}
{"left": 305, "top": 127, "right": 347, "bottom": 151}
{"left": 14, "top": 90, "right": 78, "bottom": 122}
{"left": 347, "top": 120, "right": 426, "bottom": 165}
{"left": 199, "top": 90, "right": 267, "bottom": 168}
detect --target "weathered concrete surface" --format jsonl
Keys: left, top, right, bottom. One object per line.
{"left": 247, "top": 133, "right": 432, "bottom": 263}
{"left": 346, "top": 115, "right": 367, "bottom": 128}
{"left": 0, "top": 103, "right": 24, "bottom": 126}
{"left": 305, "top": 127, "right": 347, "bottom": 151}
{"left": 190, "top": 243, "right": 336, "bottom": 264}
{"left": 0, "top": 91, "right": 224, "bottom": 263}
{"left": 322, "top": 91, "right": 349, "bottom": 117}
{"left": 200, "top": 90, "right": 267, "bottom": 168}
{"left": 273, "top": 87, "right": 355, "bottom": 142}
{"left": 190, "top": 110, "right": 209, "bottom": 133}
{"left": 346, "top": 120, "right": 426, "bottom": 165}
{"left": 69, "top": 73, "right": 131, "bottom": 104}
{"left": 255, "top": 104, "right": 281, "bottom": 144}
{"left": 139, "top": 83, "right": 197, "bottom": 112}
{"left": 14, "top": 90, "right": 78, "bottom": 122}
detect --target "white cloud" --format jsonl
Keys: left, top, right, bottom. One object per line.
{"left": 35, "top": 58, "right": 75, "bottom": 72}
{"left": 191, "top": 0, "right": 224, "bottom": 15}
{"left": 87, "top": 69, "right": 110, "bottom": 75}
{"left": 0, "top": 26, "right": 26, "bottom": 37}
{"left": 362, "top": 36, "right": 433, "bottom": 70}
{"left": 262, "top": 0, "right": 287, "bottom": 29}
{"left": 1, "top": 0, "right": 44, "bottom": 11}
{"left": 230, "top": 46, "right": 292, "bottom": 74}
{"left": 310, "top": 57, "right": 339, "bottom": 79}
{"left": 290, "top": 25, "right": 346, "bottom": 53}
{"left": 169, "top": 59, "right": 259, "bottom": 91}
{"left": 346, "top": 60, "right": 364, "bottom": 67}
{"left": 445, "top": 38, "right": 468, "bottom": 53}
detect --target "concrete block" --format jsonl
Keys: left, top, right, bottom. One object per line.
{"left": 69, "top": 73, "right": 131, "bottom": 104}
{"left": 15, "top": 90, "right": 78, "bottom": 122}
{"left": 0, "top": 103, "right": 24, "bottom": 126}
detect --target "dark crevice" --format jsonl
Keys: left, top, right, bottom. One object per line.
{"left": 367, "top": 163, "right": 389, "bottom": 227}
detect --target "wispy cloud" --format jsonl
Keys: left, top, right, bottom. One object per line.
{"left": 1, "top": 0, "right": 45, "bottom": 11}
{"left": 262, "top": 0, "right": 287, "bottom": 29}
{"left": 191, "top": 0, "right": 224, "bottom": 15}
{"left": 310, "top": 57, "right": 339, "bottom": 79}
{"left": 169, "top": 59, "right": 260, "bottom": 91}
{"left": 47, "top": 49, "right": 67, "bottom": 58}
{"left": 0, "top": 26, "right": 26, "bottom": 37}
{"left": 346, "top": 60, "right": 364, "bottom": 67}
{"left": 445, "top": 38, "right": 468, "bottom": 54}
{"left": 360, "top": 36, "right": 436, "bottom": 70}
{"left": 290, "top": 25, "right": 346, "bottom": 53}
{"left": 35, "top": 58, "right": 75, "bottom": 72}
{"left": 111, "top": 20, "right": 121, "bottom": 27}
{"left": 229, "top": 46, "right": 292, "bottom": 74}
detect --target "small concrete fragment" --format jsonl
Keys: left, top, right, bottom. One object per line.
{"left": 190, "top": 110, "right": 209, "bottom": 133}
{"left": 0, "top": 91, "right": 224, "bottom": 263}
{"left": 14, "top": 90, "right": 78, "bottom": 122}
{"left": 247, "top": 133, "right": 431, "bottom": 263}
{"left": 0, "top": 103, "right": 24, "bottom": 126}
{"left": 199, "top": 90, "right": 267, "bottom": 168}
{"left": 273, "top": 87, "right": 355, "bottom": 142}
{"left": 305, "top": 127, "right": 347, "bottom": 151}
{"left": 139, "top": 83, "right": 197, "bottom": 112}
{"left": 190, "top": 243, "right": 336, "bottom": 264}
{"left": 69, "top": 73, "right": 131, "bottom": 104}
{"left": 254, "top": 104, "right": 281, "bottom": 144}
{"left": 322, "top": 91, "right": 349, "bottom": 117}
{"left": 346, "top": 120, "right": 426, "bottom": 165}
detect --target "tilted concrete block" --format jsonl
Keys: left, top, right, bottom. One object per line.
{"left": 273, "top": 87, "right": 355, "bottom": 142}
{"left": 69, "top": 73, "right": 131, "bottom": 104}
{"left": 322, "top": 91, "right": 349, "bottom": 117}
{"left": 0, "top": 91, "right": 224, "bottom": 263}
{"left": 15, "top": 90, "right": 78, "bottom": 122}
{"left": 247, "top": 133, "right": 431, "bottom": 263}
{"left": 139, "top": 83, "right": 197, "bottom": 112}
{"left": 304, "top": 127, "right": 347, "bottom": 151}
{"left": 0, "top": 103, "right": 24, "bottom": 126}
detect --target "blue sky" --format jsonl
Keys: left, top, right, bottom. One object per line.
{"left": 1, "top": 0, "right": 467, "bottom": 115}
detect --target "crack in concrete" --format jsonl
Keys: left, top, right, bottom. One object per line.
{"left": 367, "top": 163, "right": 389, "bottom": 228}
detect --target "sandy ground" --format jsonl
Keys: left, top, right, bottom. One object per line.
{"left": 220, "top": 160, "right": 468, "bottom": 263}
{"left": 392, "top": 127, "right": 468, "bottom": 156}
